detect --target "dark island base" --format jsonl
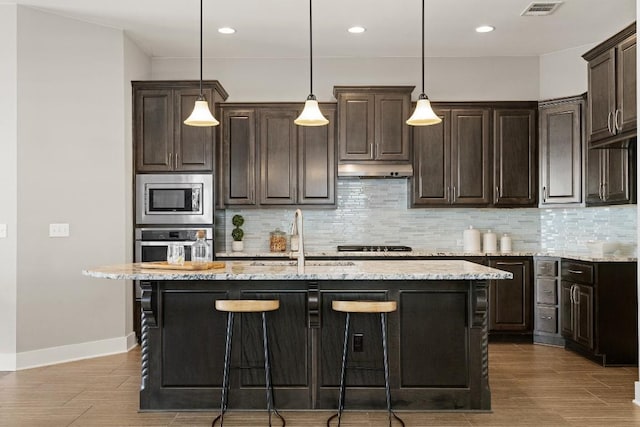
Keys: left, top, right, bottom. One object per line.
{"left": 139, "top": 279, "right": 491, "bottom": 411}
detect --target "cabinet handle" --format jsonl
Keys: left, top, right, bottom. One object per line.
{"left": 607, "top": 111, "right": 613, "bottom": 135}
{"left": 573, "top": 285, "right": 580, "bottom": 305}
{"left": 542, "top": 186, "right": 547, "bottom": 203}
{"left": 615, "top": 108, "right": 623, "bottom": 132}
{"left": 168, "top": 153, "right": 173, "bottom": 169}
{"left": 602, "top": 182, "right": 607, "bottom": 202}
{"left": 569, "top": 284, "right": 574, "bottom": 304}
{"left": 175, "top": 153, "right": 179, "bottom": 169}
{"left": 496, "top": 262, "right": 522, "bottom": 266}
{"left": 598, "top": 182, "right": 603, "bottom": 201}
{"left": 446, "top": 186, "right": 450, "bottom": 202}
{"left": 370, "top": 142, "right": 374, "bottom": 159}
{"left": 543, "top": 290, "right": 553, "bottom": 294}
{"left": 452, "top": 185, "right": 456, "bottom": 203}
{"left": 567, "top": 269, "right": 583, "bottom": 274}
{"left": 496, "top": 186, "right": 500, "bottom": 199}
{"left": 539, "top": 315, "right": 553, "bottom": 320}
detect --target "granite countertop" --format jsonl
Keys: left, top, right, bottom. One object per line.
{"left": 83, "top": 260, "right": 513, "bottom": 281}
{"left": 216, "top": 250, "right": 637, "bottom": 263}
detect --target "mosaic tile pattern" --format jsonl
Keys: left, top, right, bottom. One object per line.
{"left": 220, "top": 180, "right": 637, "bottom": 256}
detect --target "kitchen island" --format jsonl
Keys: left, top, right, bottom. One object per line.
{"left": 84, "top": 260, "right": 512, "bottom": 411}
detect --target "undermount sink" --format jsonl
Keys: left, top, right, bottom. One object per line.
{"left": 248, "top": 260, "right": 356, "bottom": 267}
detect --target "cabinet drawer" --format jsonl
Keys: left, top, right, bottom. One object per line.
{"left": 536, "top": 259, "right": 558, "bottom": 277}
{"left": 561, "top": 261, "right": 594, "bottom": 284}
{"left": 536, "top": 278, "right": 557, "bottom": 305}
{"left": 536, "top": 306, "right": 557, "bottom": 334}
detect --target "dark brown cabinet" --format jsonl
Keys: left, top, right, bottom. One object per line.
{"left": 583, "top": 23, "right": 636, "bottom": 148}
{"left": 493, "top": 108, "right": 537, "bottom": 206}
{"left": 334, "top": 86, "right": 412, "bottom": 163}
{"left": 488, "top": 258, "right": 532, "bottom": 334}
{"left": 538, "top": 96, "right": 585, "bottom": 206}
{"left": 560, "top": 260, "right": 638, "bottom": 366}
{"left": 133, "top": 81, "right": 228, "bottom": 172}
{"left": 534, "top": 257, "right": 563, "bottom": 346}
{"left": 220, "top": 103, "right": 336, "bottom": 207}
{"left": 586, "top": 147, "right": 631, "bottom": 205}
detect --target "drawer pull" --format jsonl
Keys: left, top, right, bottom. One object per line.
{"left": 542, "top": 290, "right": 553, "bottom": 293}
{"left": 496, "top": 262, "right": 521, "bottom": 266}
{"left": 539, "top": 316, "right": 553, "bottom": 320}
{"left": 567, "top": 269, "right": 583, "bottom": 274}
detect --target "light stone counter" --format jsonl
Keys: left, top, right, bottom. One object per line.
{"left": 83, "top": 259, "right": 513, "bottom": 281}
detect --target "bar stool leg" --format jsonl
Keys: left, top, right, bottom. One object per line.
{"left": 212, "top": 312, "right": 235, "bottom": 427}
{"left": 380, "top": 313, "right": 404, "bottom": 427}
{"left": 327, "top": 311, "right": 350, "bottom": 427}
{"left": 262, "top": 312, "right": 285, "bottom": 426}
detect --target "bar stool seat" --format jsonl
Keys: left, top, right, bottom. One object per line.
{"left": 328, "top": 300, "right": 404, "bottom": 427}
{"left": 212, "top": 299, "right": 285, "bottom": 427}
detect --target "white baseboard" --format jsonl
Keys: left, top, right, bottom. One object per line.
{"left": 634, "top": 381, "right": 640, "bottom": 407}
{"left": 0, "top": 352, "right": 17, "bottom": 371}
{"left": 10, "top": 333, "right": 137, "bottom": 371}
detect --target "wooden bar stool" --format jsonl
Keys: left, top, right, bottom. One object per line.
{"left": 212, "top": 299, "right": 285, "bottom": 427}
{"left": 328, "top": 300, "right": 404, "bottom": 427}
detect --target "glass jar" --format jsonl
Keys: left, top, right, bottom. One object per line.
{"left": 269, "top": 228, "right": 287, "bottom": 252}
{"left": 191, "top": 230, "right": 210, "bottom": 266}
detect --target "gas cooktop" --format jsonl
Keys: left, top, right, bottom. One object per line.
{"left": 337, "top": 245, "right": 413, "bottom": 252}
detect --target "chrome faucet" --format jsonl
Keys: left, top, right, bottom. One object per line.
{"left": 290, "top": 209, "right": 305, "bottom": 274}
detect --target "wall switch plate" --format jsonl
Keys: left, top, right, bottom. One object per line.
{"left": 0, "top": 224, "right": 6, "bottom": 238}
{"left": 49, "top": 223, "right": 70, "bottom": 237}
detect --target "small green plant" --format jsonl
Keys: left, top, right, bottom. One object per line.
{"left": 231, "top": 214, "right": 244, "bottom": 241}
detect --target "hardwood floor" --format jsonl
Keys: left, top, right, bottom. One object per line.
{"left": 0, "top": 343, "right": 639, "bottom": 426}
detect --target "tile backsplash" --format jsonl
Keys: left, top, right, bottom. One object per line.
{"left": 221, "top": 179, "right": 637, "bottom": 255}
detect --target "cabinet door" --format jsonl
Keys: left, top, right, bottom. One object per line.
{"left": 585, "top": 148, "right": 604, "bottom": 205}
{"left": 603, "top": 148, "right": 630, "bottom": 203}
{"left": 488, "top": 259, "right": 531, "bottom": 332}
{"left": 298, "top": 106, "right": 336, "bottom": 205}
{"left": 259, "top": 109, "right": 298, "bottom": 205}
{"left": 223, "top": 109, "right": 256, "bottom": 205}
{"left": 574, "top": 284, "right": 594, "bottom": 350}
{"left": 174, "top": 88, "right": 214, "bottom": 171}
{"left": 338, "top": 94, "right": 375, "bottom": 161}
{"left": 587, "top": 49, "right": 616, "bottom": 145}
{"left": 539, "top": 101, "right": 583, "bottom": 205}
{"left": 451, "top": 109, "right": 491, "bottom": 205}
{"left": 493, "top": 109, "right": 536, "bottom": 206}
{"left": 411, "top": 109, "right": 451, "bottom": 206}
{"left": 374, "top": 93, "right": 410, "bottom": 161}
{"left": 616, "top": 35, "right": 637, "bottom": 135}
{"left": 135, "top": 89, "right": 173, "bottom": 172}
{"left": 560, "top": 282, "right": 574, "bottom": 338}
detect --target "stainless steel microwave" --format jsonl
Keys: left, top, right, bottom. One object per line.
{"left": 135, "top": 174, "right": 213, "bottom": 225}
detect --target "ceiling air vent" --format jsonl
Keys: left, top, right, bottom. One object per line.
{"left": 521, "top": 1, "right": 563, "bottom": 16}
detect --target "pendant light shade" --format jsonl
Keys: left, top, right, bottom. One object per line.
{"left": 295, "top": 0, "right": 329, "bottom": 127}
{"left": 184, "top": 0, "right": 219, "bottom": 127}
{"left": 407, "top": 0, "right": 441, "bottom": 126}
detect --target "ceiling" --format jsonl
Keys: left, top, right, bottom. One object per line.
{"left": 13, "top": 0, "right": 637, "bottom": 59}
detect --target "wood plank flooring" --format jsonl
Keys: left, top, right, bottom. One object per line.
{"left": 0, "top": 343, "right": 638, "bottom": 426}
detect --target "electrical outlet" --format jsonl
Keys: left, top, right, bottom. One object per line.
{"left": 0, "top": 224, "right": 6, "bottom": 239}
{"left": 353, "top": 333, "right": 364, "bottom": 352}
{"left": 49, "top": 223, "right": 70, "bottom": 238}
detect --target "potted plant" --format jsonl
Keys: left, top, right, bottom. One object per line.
{"left": 231, "top": 214, "right": 244, "bottom": 252}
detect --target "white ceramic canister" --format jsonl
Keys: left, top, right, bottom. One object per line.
{"left": 483, "top": 230, "right": 497, "bottom": 253}
{"left": 463, "top": 226, "right": 481, "bottom": 253}
{"left": 500, "top": 233, "right": 512, "bottom": 254}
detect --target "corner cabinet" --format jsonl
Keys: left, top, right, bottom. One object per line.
{"left": 219, "top": 103, "right": 336, "bottom": 207}
{"left": 334, "top": 86, "right": 413, "bottom": 162}
{"left": 538, "top": 95, "right": 585, "bottom": 206}
{"left": 583, "top": 23, "right": 636, "bottom": 148}
{"left": 133, "top": 81, "right": 228, "bottom": 172}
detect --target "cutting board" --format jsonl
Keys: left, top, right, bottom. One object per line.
{"left": 140, "top": 261, "right": 225, "bottom": 271}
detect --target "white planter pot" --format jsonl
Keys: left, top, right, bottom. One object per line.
{"left": 231, "top": 241, "right": 244, "bottom": 252}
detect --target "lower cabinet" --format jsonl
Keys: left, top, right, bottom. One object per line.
{"left": 560, "top": 260, "right": 638, "bottom": 365}
{"left": 488, "top": 258, "right": 532, "bottom": 336}
{"left": 533, "top": 257, "right": 564, "bottom": 346}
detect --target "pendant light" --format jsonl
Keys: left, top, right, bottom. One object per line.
{"left": 184, "top": 0, "right": 219, "bottom": 127}
{"left": 406, "top": 0, "right": 441, "bottom": 126}
{"left": 294, "top": 0, "right": 329, "bottom": 126}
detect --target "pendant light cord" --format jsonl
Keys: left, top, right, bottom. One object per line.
{"left": 199, "top": 0, "right": 203, "bottom": 97}
{"left": 421, "top": 0, "right": 425, "bottom": 95}
{"left": 309, "top": 0, "right": 313, "bottom": 95}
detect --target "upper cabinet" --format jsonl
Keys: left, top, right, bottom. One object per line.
{"left": 334, "top": 86, "right": 413, "bottom": 163}
{"left": 586, "top": 147, "right": 632, "bottom": 206}
{"left": 133, "top": 81, "right": 228, "bottom": 173}
{"left": 411, "top": 102, "right": 536, "bottom": 208}
{"left": 219, "top": 103, "right": 336, "bottom": 207}
{"left": 583, "top": 23, "right": 636, "bottom": 148}
{"left": 538, "top": 95, "right": 585, "bottom": 206}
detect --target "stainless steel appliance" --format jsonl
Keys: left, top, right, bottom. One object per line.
{"left": 135, "top": 174, "right": 213, "bottom": 225}
{"left": 337, "top": 245, "right": 413, "bottom": 252}
{"left": 134, "top": 227, "right": 213, "bottom": 298}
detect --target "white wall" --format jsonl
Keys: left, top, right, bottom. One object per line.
{"left": 12, "top": 6, "right": 139, "bottom": 367}
{"left": 152, "top": 56, "right": 540, "bottom": 102}
{"left": 0, "top": 3, "right": 18, "bottom": 370}
{"left": 539, "top": 44, "right": 596, "bottom": 100}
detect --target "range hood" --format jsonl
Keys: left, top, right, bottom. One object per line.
{"left": 338, "top": 163, "right": 413, "bottom": 178}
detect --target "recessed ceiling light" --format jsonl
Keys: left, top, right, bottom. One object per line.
{"left": 475, "top": 25, "right": 495, "bottom": 33}
{"left": 348, "top": 26, "right": 366, "bottom": 34}
{"left": 218, "top": 27, "right": 236, "bottom": 34}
